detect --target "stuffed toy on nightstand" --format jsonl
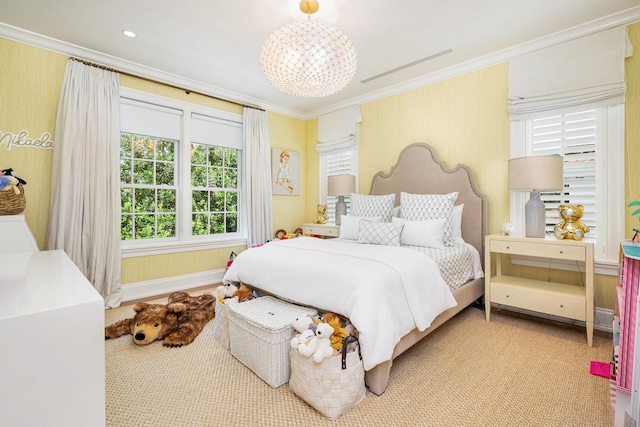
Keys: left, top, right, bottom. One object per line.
{"left": 554, "top": 204, "right": 590, "bottom": 241}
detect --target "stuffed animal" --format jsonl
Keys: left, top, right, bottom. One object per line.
{"left": 313, "top": 204, "right": 328, "bottom": 224}
{"left": 290, "top": 316, "right": 317, "bottom": 349}
{"left": 554, "top": 204, "right": 590, "bottom": 241}
{"left": 1, "top": 168, "right": 27, "bottom": 185}
{"left": 326, "top": 315, "right": 349, "bottom": 353}
{"left": 297, "top": 322, "right": 335, "bottom": 363}
{"left": 0, "top": 175, "right": 21, "bottom": 194}
{"left": 216, "top": 283, "right": 239, "bottom": 302}
{"left": 231, "top": 283, "right": 258, "bottom": 302}
{"left": 104, "top": 291, "right": 215, "bottom": 347}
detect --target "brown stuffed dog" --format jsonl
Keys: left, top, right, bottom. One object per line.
{"left": 105, "top": 291, "right": 216, "bottom": 347}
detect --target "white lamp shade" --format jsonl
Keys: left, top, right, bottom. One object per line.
{"left": 328, "top": 175, "right": 356, "bottom": 196}
{"left": 508, "top": 155, "right": 563, "bottom": 191}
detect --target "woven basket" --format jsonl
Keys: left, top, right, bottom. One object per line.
{"left": 0, "top": 184, "right": 26, "bottom": 215}
{"left": 228, "top": 296, "right": 317, "bottom": 388}
{"left": 211, "top": 298, "right": 230, "bottom": 349}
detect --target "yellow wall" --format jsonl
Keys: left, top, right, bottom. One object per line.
{"left": 3, "top": 22, "right": 640, "bottom": 307}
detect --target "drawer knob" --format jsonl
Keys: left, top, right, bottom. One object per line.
{"left": 560, "top": 304, "right": 564, "bottom": 308}
{"left": 506, "top": 246, "right": 510, "bottom": 250}
{"left": 559, "top": 250, "right": 563, "bottom": 254}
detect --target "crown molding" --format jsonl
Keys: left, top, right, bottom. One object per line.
{"left": 2, "top": 6, "right": 640, "bottom": 122}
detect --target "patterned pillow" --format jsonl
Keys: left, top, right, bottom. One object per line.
{"left": 358, "top": 220, "right": 404, "bottom": 246}
{"left": 400, "top": 192, "right": 459, "bottom": 246}
{"left": 350, "top": 193, "right": 395, "bottom": 222}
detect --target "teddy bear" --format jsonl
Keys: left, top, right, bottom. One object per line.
{"left": 104, "top": 291, "right": 216, "bottom": 347}
{"left": 290, "top": 315, "right": 318, "bottom": 349}
{"left": 297, "top": 322, "right": 335, "bottom": 363}
{"left": 313, "top": 204, "right": 328, "bottom": 224}
{"left": 554, "top": 204, "right": 590, "bottom": 241}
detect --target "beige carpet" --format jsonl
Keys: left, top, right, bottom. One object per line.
{"left": 105, "top": 290, "right": 612, "bottom": 427}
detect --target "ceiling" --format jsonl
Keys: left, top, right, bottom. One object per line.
{"left": 2, "top": 0, "right": 640, "bottom": 118}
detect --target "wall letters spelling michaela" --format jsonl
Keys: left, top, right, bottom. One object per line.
{"left": 0, "top": 130, "right": 54, "bottom": 150}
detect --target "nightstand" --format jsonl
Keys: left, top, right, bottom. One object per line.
{"left": 303, "top": 223, "right": 340, "bottom": 238}
{"left": 484, "top": 234, "right": 594, "bottom": 346}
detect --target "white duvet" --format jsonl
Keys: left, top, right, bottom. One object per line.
{"left": 223, "top": 236, "right": 457, "bottom": 371}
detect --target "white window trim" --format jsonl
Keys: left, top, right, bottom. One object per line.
{"left": 509, "top": 103, "right": 624, "bottom": 276}
{"left": 120, "top": 87, "right": 246, "bottom": 258}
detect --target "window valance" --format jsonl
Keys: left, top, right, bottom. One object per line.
{"left": 508, "top": 26, "right": 631, "bottom": 119}
{"left": 316, "top": 105, "right": 362, "bottom": 153}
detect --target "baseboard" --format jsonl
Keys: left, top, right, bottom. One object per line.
{"left": 490, "top": 303, "right": 614, "bottom": 334}
{"left": 121, "top": 269, "right": 225, "bottom": 302}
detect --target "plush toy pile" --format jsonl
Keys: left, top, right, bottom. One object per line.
{"left": 105, "top": 291, "right": 216, "bottom": 347}
{"left": 0, "top": 168, "right": 27, "bottom": 194}
{"left": 290, "top": 312, "right": 358, "bottom": 363}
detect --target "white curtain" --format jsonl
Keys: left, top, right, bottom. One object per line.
{"left": 508, "top": 26, "right": 629, "bottom": 119}
{"left": 243, "top": 107, "right": 273, "bottom": 246}
{"left": 47, "top": 59, "right": 122, "bottom": 308}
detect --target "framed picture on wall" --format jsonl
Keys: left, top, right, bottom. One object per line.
{"left": 272, "top": 148, "right": 300, "bottom": 195}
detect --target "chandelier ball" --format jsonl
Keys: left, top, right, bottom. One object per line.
{"left": 260, "top": 21, "right": 357, "bottom": 97}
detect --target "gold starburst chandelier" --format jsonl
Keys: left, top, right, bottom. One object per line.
{"left": 260, "top": 0, "right": 357, "bottom": 98}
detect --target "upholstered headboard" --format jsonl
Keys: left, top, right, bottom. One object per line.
{"left": 369, "top": 143, "right": 487, "bottom": 262}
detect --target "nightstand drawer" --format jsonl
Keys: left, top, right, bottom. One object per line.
{"left": 491, "top": 277, "right": 586, "bottom": 321}
{"left": 489, "top": 240, "right": 585, "bottom": 261}
{"left": 303, "top": 224, "right": 340, "bottom": 237}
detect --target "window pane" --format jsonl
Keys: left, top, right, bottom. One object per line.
{"left": 211, "top": 191, "right": 224, "bottom": 211}
{"left": 134, "top": 159, "right": 154, "bottom": 184}
{"left": 208, "top": 167, "right": 223, "bottom": 188}
{"left": 192, "top": 213, "right": 208, "bottom": 235}
{"left": 157, "top": 214, "right": 176, "bottom": 238}
{"left": 208, "top": 146, "right": 223, "bottom": 166}
{"left": 121, "top": 215, "right": 133, "bottom": 240}
{"left": 156, "top": 138, "right": 174, "bottom": 161}
{"left": 133, "top": 135, "right": 154, "bottom": 160}
{"left": 134, "top": 214, "right": 155, "bottom": 239}
{"left": 134, "top": 188, "right": 155, "bottom": 213}
{"left": 226, "top": 192, "right": 237, "bottom": 212}
{"left": 120, "top": 158, "right": 132, "bottom": 184}
{"left": 210, "top": 213, "right": 224, "bottom": 233}
{"left": 226, "top": 213, "right": 237, "bottom": 233}
{"left": 224, "top": 168, "right": 238, "bottom": 188}
{"left": 121, "top": 188, "right": 132, "bottom": 213}
{"left": 120, "top": 134, "right": 132, "bottom": 158}
{"left": 191, "top": 165, "right": 207, "bottom": 187}
{"left": 157, "top": 189, "right": 175, "bottom": 212}
{"left": 191, "top": 143, "right": 207, "bottom": 165}
{"left": 156, "top": 162, "right": 174, "bottom": 186}
{"left": 192, "top": 190, "right": 208, "bottom": 212}
{"left": 225, "top": 148, "right": 238, "bottom": 167}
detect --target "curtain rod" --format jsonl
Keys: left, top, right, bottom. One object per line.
{"left": 69, "top": 57, "right": 264, "bottom": 111}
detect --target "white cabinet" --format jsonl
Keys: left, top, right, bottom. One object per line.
{"left": 484, "top": 234, "right": 594, "bottom": 346}
{"left": 0, "top": 250, "right": 105, "bottom": 427}
{"left": 0, "top": 214, "right": 38, "bottom": 254}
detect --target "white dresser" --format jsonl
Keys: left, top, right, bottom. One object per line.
{"left": 0, "top": 250, "right": 105, "bottom": 426}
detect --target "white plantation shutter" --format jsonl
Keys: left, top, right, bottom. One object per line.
{"left": 530, "top": 109, "right": 597, "bottom": 236}
{"left": 323, "top": 149, "right": 357, "bottom": 222}
{"left": 316, "top": 106, "right": 361, "bottom": 223}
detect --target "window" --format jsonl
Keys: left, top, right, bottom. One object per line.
{"left": 510, "top": 103, "right": 625, "bottom": 272}
{"left": 320, "top": 148, "right": 358, "bottom": 223}
{"left": 119, "top": 88, "right": 245, "bottom": 257}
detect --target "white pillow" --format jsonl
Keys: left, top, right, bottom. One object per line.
{"left": 452, "top": 204, "right": 464, "bottom": 243}
{"left": 339, "top": 215, "right": 382, "bottom": 240}
{"left": 358, "top": 220, "right": 404, "bottom": 246}
{"left": 392, "top": 205, "right": 401, "bottom": 218}
{"left": 350, "top": 193, "right": 396, "bottom": 222}
{"left": 400, "top": 192, "right": 459, "bottom": 246}
{"left": 392, "top": 217, "right": 446, "bottom": 248}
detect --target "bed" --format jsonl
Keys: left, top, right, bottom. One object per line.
{"left": 223, "top": 143, "right": 487, "bottom": 395}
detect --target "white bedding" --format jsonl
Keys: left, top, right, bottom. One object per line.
{"left": 223, "top": 236, "right": 459, "bottom": 370}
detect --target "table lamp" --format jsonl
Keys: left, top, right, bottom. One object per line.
{"left": 508, "top": 155, "right": 563, "bottom": 238}
{"left": 328, "top": 175, "right": 356, "bottom": 225}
